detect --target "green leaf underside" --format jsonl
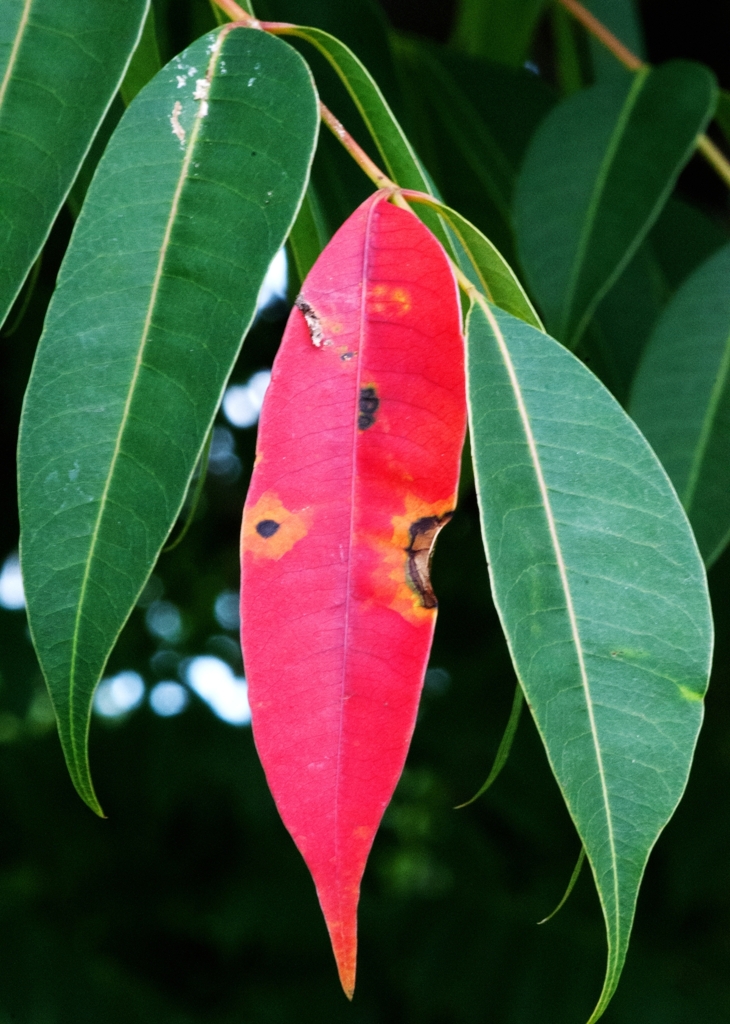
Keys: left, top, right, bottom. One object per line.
{"left": 0, "top": 0, "right": 150, "bottom": 327}
{"left": 630, "top": 244, "right": 730, "bottom": 567}
{"left": 586, "top": 0, "right": 645, "bottom": 84}
{"left": 514, "top": 61, "right": 717, "bottom": 348}
{"left": 466, "top": 300, "right": 712, "bottom": 1021}
{"left": 18, "top": 26, "right": 318, "bottom": 812}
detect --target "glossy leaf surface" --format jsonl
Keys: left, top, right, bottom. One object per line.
{"left": 630, "top": 244, "right": 730, "bottom": 566}
{"left": 515, "top": 61, "right": 716, "bottom": 348}
{"left": 0, "top": 0, "right": 150, "bottom": 327}
{"left": 466, "top": 299, "right": 712, "bottom": 1021}
{"left": 241, "top": 192, "right": 466, "bottom": 997}
{"left": 18, "top": 27, "right": 318, "bottom": 812}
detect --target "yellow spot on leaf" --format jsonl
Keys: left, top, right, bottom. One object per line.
{"left": 367, "top": 283, "right": 412, "bottom": 317}
{"left": 242, "top": 491, "right": 311, "bottom": 560}
{"left": 678, "top": 684, "right": 703, "bottom": 702}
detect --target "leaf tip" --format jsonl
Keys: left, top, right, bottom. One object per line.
{"left": 323, "top": 906, "right": 357, "bottom": 1000}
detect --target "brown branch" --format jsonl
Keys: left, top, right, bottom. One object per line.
{"left": 556, "top": 0, "right": 730, "bottom": 191}
{"left": 555, "top": 0, "right": 644, "bottom": 71}
{"left": 696, "top": 134, "right": 730, "bottom": 189}
{"left": 319, "top": 104, "right": 397, "bottom": 189}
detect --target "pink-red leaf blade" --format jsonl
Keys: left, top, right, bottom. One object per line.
{"left": 240, "top": 192, "right": 466, "bottom": 995}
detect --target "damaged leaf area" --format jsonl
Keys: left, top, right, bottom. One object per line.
{"left": 240, "top": 191, "right": 466, "bottom": 998}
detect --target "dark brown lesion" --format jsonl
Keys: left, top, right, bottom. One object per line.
{"left": 295, "top": 296, "right": 325, "bottom": 347}
{"left": 256, "top": 519, "right": 280, "bottom": 538}
{"left": 358, "top": 386, "right": 379, "bottom": 430}
{"left": 406, "top": 513, "right": 453, "bottom": 608}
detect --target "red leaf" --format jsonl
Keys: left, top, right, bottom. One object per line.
{"left": 240, "top": 191, "right": 466, "bottom": 995}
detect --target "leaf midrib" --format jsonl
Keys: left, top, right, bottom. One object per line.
{"left": 66, "top": 34, "right": 222, "bottom": 772}
{"left": 0, "top": 0, "right": 33, "bottom": 112}
{"left": 559, "top": 69, "right": 649, "bottom": 341}
{"left": 331, "top": 191, "right": 382, "bottom": 938}
{"left": 474, "top": 296, "right": 620, "bottom": 944}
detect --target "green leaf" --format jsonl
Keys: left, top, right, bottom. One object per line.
{"left": 0, "top": 0, "right": 150, "bottom": 327}
{"left": 450, "top": 0, "right": 549, "bottom": 68}
{"left": 650, "top": 195, "right": 728, "bottom": 292}
{"left": 629, "top": 244, "right": 730, "bottom": 567}
{"left": 275, "top": 22, "right": 454, "bottom": 251}
{"left": 514, "top": 61, "right": 717, "bottom": 348}
{"left": 537, "top": 846, "right": 586, "bottom": 925}
{"left": 578, "top": 243, "right": 666, "bottom": 405}
{"left": 391, "top": 36, "right": 555, "bottom": 261}
{"left": 120, "top": 5, "right": 161, "bottom": 105}
{"left": 410, "top": 196, "right": 542, "bottom": 329}
{"left": 580, "top": 197, "right": 728, "bottom": 405}
{"left": 585, "top": 0, "right": 645, "bottom": 84}
{"left": 18, "top": 27, "right": 319, "bottom": 813}
{"left": 255, "top": 0, "right": 402, "bottom": 117}
{"left": 466, "top": 298, "right": 712, "bottom": 1021}
{"left": 551, "top": 5, "right": 588, "bottom": 97}
{"left": 455, "top": 683, "right": 524, "bottom": 807}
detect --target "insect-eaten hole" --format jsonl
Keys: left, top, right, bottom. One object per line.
{"left": 406, "top": 513, "right": 453, "bottom": 608}
{"left": 358, "top": 386, "right": 379, "bottom": 430}
{"left": 256, "top": 519, "right": 280, "bottom": 538}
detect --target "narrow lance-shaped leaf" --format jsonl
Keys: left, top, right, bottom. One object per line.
{"left": 240, "top": 191, "right": 466, "bottom": 997}
{"left": 274, "top": 24, "right": 451, "bottom": 251}
{"left": 630, "top": 243, "right": 730, "bottom": 567}
{"left": 514, "top": 61, "right": 716, "bottom": 348}
{"left": 18, "top": 26, "right": 319, "bottom": 813}
{"left": 466, "top": 298, "right": 712, "bottom": 1021}
{"left": 0, "top": 0, "right": 150, "bottom": 326}
{"left": 404, "top": 193, "right": 543, "bottom": 329}
{"left": 391, "top": 37, "right": 556, "bottom": 261}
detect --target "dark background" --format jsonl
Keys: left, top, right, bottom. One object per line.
{"left": 1, "top": 1, "right": 729, "bottom": 1021}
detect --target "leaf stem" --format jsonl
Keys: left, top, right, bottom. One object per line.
{"left": 555, "top": 0, "right": 643, "bottom": 72}
{"left": 209, "top": 0, "right": 397, "bottom": 190}
{"left": 555, "top": 0, "right": 730, "bottom": 191}
{"left": 696, "top": 133, "right": 730, "bottom": 189}
{"left": 319, "top": 104, "right": 397, "bottom": 189}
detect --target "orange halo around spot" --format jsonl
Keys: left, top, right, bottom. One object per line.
{"left": 365, "top": 492, "right": 456, "bottom": 625}
{"left": 242, "top": 490, "right": 312, "bottom": 561}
